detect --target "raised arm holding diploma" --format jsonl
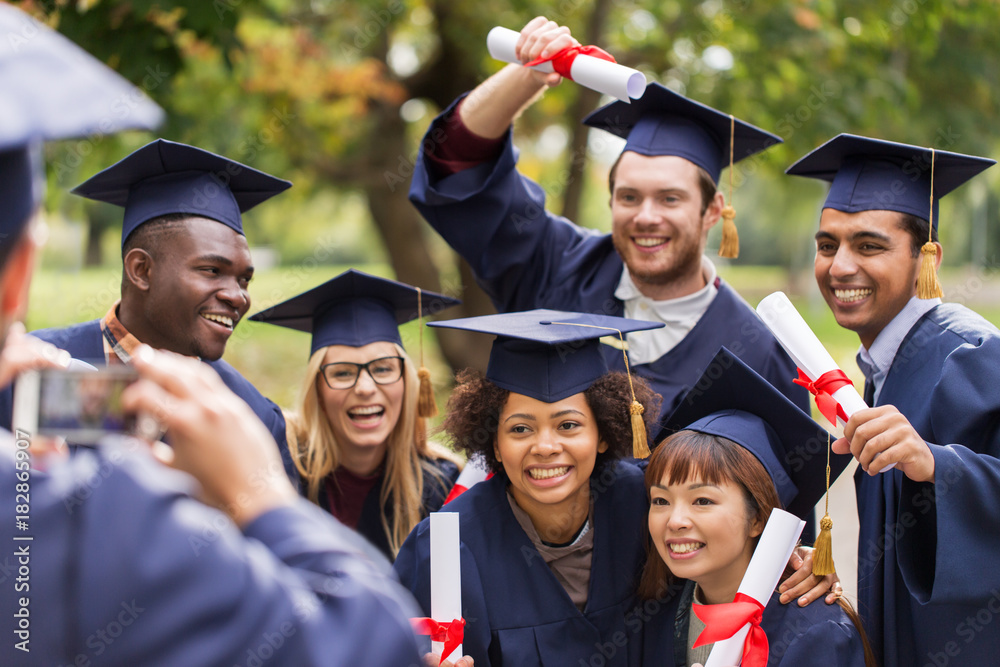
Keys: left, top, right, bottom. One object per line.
{"left": 487, "top": 26, "right": 645, "bottom": 101}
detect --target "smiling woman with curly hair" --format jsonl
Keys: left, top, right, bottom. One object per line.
{"left": 394, "top": 311, "right": 662, "bottom": 667}
{"left": 443, "top": 368, "right": 658, "bottom": 475}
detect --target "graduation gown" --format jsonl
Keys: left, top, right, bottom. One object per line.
{"left": 316, "top": 457, "right": 460, "bottom": 561}
{"left": 854, "top": 303, "right": 1000, "bottom": 667}
{"left": 637, "top": 580, "right": 866, "bottom": 666}
{"left": 0, "top": 436, "right": 422, "bottom": 666}
{"left": 393, "top": 461, "right": 648, "bottom": 666}
{"left": 0, "top": 319, "right": 300, "bottom": 487}
{"left": 409, "top": 97, "right": 808, "bottom": 441}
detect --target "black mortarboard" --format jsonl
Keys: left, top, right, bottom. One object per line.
{"left": 663, "top": 347, "right": 851, "bottom": 521}
{"left": 72, "top": 139, "right": 291, "bottom": 245}
{"left": 249, "top": 269, "right": 460, "bottom": 356}
{"left": 785, "top": 133, "right": 995, "bottom": 228}
{"left": 583, "top": 82, "right": 781, "bottom": 184}
{"left": 428, "top": 310, "right": 663, "bottom": 403}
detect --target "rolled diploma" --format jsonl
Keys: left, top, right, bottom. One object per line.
{"left": 704, "top": 509, "right": 805, "bottom": 667}
{"left": 757, "top": 292, "right": 894, "bottom": 472}
{"left": 486, "top": 26, "right": 646, "bottom": 101}
{"left": 756, "top": 291, "right": 869, "bottom": 424}
{"left": 430, "top": 512, "right": 462, "bottom": 659}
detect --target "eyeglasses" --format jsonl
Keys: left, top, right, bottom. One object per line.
{"left": 320, "top": 356, "right": 405, "bottom": 390}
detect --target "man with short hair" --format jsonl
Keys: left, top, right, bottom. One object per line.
{"left": 788, "top": 133, "right": 1000, "bottom": 667}
{"left": 0, "top": 138, "right": 299, "bottom": 484}
{"left": 0, "top": 6, "right": 425, "bottom": 665}
{"left": 408, "top": 17, "right": 808, "bottom": 441}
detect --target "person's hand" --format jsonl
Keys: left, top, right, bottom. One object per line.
{"left": 121, "top": 345, "right": 297, "bottom": 527}
{"left": 833, "top": 405, "right": 935, "bottom": 482}
{"left": 0, "top": 321, "right": 70, "bottom": 390}
{"left": 778, "top": 546, "right": 843, "bottom": 606}
{"left": 424, "top": 653, "right": 474, "bottom": 667}
{"left": 514, "top": 16, "right": 579, "bottom": 87}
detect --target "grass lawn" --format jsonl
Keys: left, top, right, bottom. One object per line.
{"left": 27, "top": 263, "right": 1000, "bottom": 415}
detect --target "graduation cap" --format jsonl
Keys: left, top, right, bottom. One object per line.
{"left": 583, "top": 83, "right": 783, "bottom": 258}
{"left": 0, "top": 3, "right": 163, "bottom": 261}
{"left": 787, "top": 133, "right": 996, "bottom": 298}
{"left": 250, "top": 269, "right": 461, "bottom": 417}
{"left": 429, "top": 309, "right": 665, "bottom": 457}
{"left": 72, "top": 139, "right": 292, "bottom": 246}
{"left": 662, "top": 347, "right": 850, "bottom": 527}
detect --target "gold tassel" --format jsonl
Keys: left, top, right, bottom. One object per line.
{"left": 417, "top": 366, "right": 438, "bottom": 417}
{"left": 813, "top": 514, "right": 836, "bottom": 576}
{"left": 630, "top": 400, "right": 650, "bottom": 459}
{"left": 717, "top": 114, "right": 739, "bottom": 259}
{"left": 917, "top": 242, "right": 943, "bottom": 299}
{"left": 718, "top": 205, "right": 739, "bottom": 259}
{"left": 415, "top": 286, "right": 438, "bottom": 417}
{"left": 917, "top": 149, "right": 943, "bottom": 300}
{"left": 812, "top": 432, "right": 836, "bottom": 577}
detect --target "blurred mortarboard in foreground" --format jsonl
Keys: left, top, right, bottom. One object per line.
{"left": 250, "top": 269, "right": 460, "bottom": 417}
{"left": 787, "top": 133, "right": 995, "bottom": 299}
{"left": 584, "top": 82, "right": 782, "bottom": 258}
{"left": 72, "top": 139, "right": 291, "bottom": 246}
{"left": 429, "top": 309, "right": 665, "bottom": 456}
{"left": 662, "top": 347, "right": 850, "bottom": 522}
{"left": 0, "top": 3, "right": 163, "bottom": 260}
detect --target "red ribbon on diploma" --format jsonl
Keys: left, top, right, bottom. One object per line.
{"left": 523, "top": 44, "right": 616, "bottom": 80}
{"left": 692, "top": 592, "right": 768, "bottom": 667}
{"left": 411, "top": 617, "right": 466, "bottom": 664}
{"left": 792, "top": 368, "right": 854, "bottom": 427}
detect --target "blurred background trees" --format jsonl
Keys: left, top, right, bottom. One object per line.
{"left": 15, "top": 0, "right": 1000, "bottom": 403}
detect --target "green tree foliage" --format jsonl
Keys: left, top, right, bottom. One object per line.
{"left": 20, "top": 0, "right": 1000, "bottom": 371}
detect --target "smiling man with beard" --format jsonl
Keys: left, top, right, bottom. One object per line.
{"left": 0, "top": 139, "right": 299, "bottom": 484}
{"left": 408, "top": 17, "right": 808, "bottom": 443}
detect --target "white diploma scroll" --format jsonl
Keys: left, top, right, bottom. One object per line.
{"left": 757, "top": 291, "right": 894, "bottom": 472}
{"left": 430, "top": 512, "right": 462, "bottom": 659}
{"left": 704, "top": 509, "right": 805, "bottom": 667}
{"left": 487, "top": 26, "right": 646, "bottom": 101}
{"left": 756, "top": 291, "right": 869, "bottom": 425}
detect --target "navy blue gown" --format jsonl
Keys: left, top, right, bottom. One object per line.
{"left": 393, "top": 461, "right": 648, "bottom": 666}
{"left": 0, "top": 319, "right": 300, "bottom": 487}
{"left": 0, "top": 436, "right": 421, "bottom": 665}
{"left": 315, "top": 457, "right": 460, "bottom": 561}
{"left": 637, "top": 580, "right": 866, "bottom": 666}
{"left": 409, "top": 97, "right": 808, "bottom": 442}
{"left": 855, "top": 303, "right": 1000, "bottom": 667}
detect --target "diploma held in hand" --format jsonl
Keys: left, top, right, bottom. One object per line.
{"left": 696, "top": 509, "right": 805, "bottom": 667}
{"left": 487, "top": 26, "right": 646, "bottom": 101}
{"left": 414, "top": 512, "right": 463, "bottom": 664}
{"left": 756, "top": 291, "right": 868, "bottom": 425}
{"left": 756, "top": 291, "right": 895, "bottom": 472}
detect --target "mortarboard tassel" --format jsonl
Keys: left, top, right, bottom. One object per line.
{"left": 917, "top": 148, "right": 944, "bottom": 300}
{"left": 416, "top": 287, "right": 439, "bottom": 418}
{"left": 630, "top": 400, "right": 650, "bottom": 459}
{"left": 812, "top": 432, "right": 836, "bottom": 577}
{"left": 718, "top": 114, "right": 740, "bottom": 259}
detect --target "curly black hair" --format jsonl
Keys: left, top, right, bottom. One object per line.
{"left": 441, "top": 369, "right": 661, "bottom": 474}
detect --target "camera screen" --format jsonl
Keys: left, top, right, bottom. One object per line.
{"left": 37, "top": 368, "right": 138, "bottom": 443}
